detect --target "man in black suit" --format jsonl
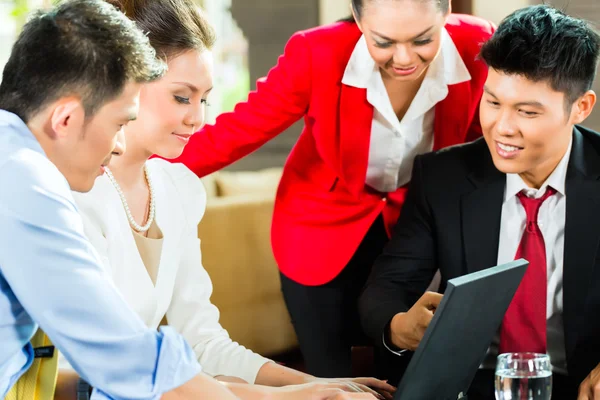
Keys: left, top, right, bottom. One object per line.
{"left": 359, "top": 5, "right": 600, "bottom": 399}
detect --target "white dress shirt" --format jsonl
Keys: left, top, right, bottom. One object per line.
{"left": 489, "top": 139, "right": 572, "bottom": 374}
{"left": 0, "top": 110, "right": 201, "bottom": 400}
{"left": 63, "top": 159, "right": 270, "bottom": 384}
{"left": 342, "top": 28, "right": 472, "bottom": 193}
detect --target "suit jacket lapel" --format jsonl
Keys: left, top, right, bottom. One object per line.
{"left": 563, "top": 127, "right": 600, "bottom": 361}
{"left": 339, "top": 84, "right": 373, "bottom": 196}
{"left": 461, "top": 139, "right": 505, "bottom": 274}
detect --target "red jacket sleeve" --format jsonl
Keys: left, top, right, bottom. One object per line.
{"left": 170, "top": 31, "right": 313, "bottom": 177}
{"left": 466, "top": 20, "right": 497, "bottom": 143}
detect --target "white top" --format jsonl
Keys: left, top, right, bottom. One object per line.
{"left": 492, "top": 138, "right": 572, "bottom": 373}
{"left": 60, "top": 159, "right": 270, "bottom": 384}
{"left": 342, "top": 28, "right": 471, "bottom": 192}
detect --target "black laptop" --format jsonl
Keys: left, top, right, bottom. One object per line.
{"left": 393, "top": 259, "right": 529, "bottom": 400}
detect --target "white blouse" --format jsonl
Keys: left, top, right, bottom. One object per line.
{"left": 342, "top": 28, "right": 472, "bottom": 192}
{"left": 59, "top": 159, "right": 270, "bottom": 384}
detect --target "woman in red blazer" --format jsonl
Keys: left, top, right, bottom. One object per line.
{"left": 170, "top": 0, "right": 494, "bottom": 378}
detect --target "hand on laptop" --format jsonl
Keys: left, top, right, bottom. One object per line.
{"left": 389, "top": 291, "right": 443, "bottom": 351}
{"left": 267, "top": 382, "right": 382, "bottom": 399}
{"left": 307, "top": 377, "right": 396, "bottom": 399}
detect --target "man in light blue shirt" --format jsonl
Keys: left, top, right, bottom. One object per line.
{"left": 0, "top": 1, "right": 239, "bottom": 399}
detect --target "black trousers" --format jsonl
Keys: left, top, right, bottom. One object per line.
{"left": 468, "top": 369, "right": 579, "bottom": 399}
{"left": 280, "top": 216, "right": 389, "bottom": 378}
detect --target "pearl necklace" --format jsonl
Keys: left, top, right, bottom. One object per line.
{"left": 105, "top": 164, "right": 155, "bottom": 233}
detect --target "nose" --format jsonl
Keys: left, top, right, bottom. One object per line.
{"left": 183, "top": 101, "right": 206, "bottom": 133}
{"left": 112, "top": 126, "right": 126, "bottom": 156}
{"left": 393, "top": 44, "right": 413, "bottom": 66}
{"left": 495, "top": 109, "right": 518, "bottom": 137}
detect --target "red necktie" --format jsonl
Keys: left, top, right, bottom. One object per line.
{"left": 499, "top": 187, "right": 556, "bottom": 354}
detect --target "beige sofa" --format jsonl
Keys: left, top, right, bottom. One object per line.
{"left": 198, "top": 168, "right": 298, "bottom": 357}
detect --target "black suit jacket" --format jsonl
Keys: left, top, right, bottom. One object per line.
{"left": 360, "top": 126, "right": 600, "bottom": 384}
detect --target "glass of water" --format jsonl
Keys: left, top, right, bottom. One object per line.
{"left": 495, "top": 353, "right": 552, "bottom": 400}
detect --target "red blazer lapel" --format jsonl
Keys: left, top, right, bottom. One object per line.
{"left": 338, "top": 84, "right": 373, "bottom": 196}
{"left": 433, "top": 81, "right": 472, "bottom": 150}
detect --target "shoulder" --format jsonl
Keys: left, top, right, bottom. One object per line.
{"left": 297, "top": 21, "right": 361, "bottom": 45}
{"left": 446, "top": 14, "right": 495, "bottom": 42}
{"left": 417, "top": 137, "right": 489, "bottom": 179}
{"left": 287, "top": 21, "right": 362, "bottom": 73}
{"left": 148, "top": 159, "right": 207, "bottom": 224}
{"left": 578, "top": 125, "right": 600, "bottom": 146}
{"left": 445, "top": 14, "right": 495, "bottom": 69}
{"left": 0, "top": 148, "right": 74, "bottom": 214}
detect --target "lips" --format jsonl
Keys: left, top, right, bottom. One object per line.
{"left": 173, "top": 133, "right": 192, "bottom": 143}
{"left": 391, "top": 65, "right": 418, "bottom": 76}
{"left": 495, "top": 141, "right": 524, "bottom": 159}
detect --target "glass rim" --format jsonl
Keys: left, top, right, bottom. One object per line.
{"left": 497, "top": 352, "right": 549, "bottom": 359}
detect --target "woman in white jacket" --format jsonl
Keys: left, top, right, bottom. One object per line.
{"left": 55, "top": 0, "right": 394, "bottom": 399}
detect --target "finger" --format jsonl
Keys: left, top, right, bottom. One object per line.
{"left": 351, "top": 378, "right": 396, "bottom": 392}
{"left": 422, "top": 292, "right": 444, "bottom": 309}
{"left": 331, "top": 394, "right": 378, "bottom": 400}
{"left": 579, "top": 380, "right": 592, "bottom": 400}
{"left": 594, "top": 382, "right": 600, "bottom": 399}
{"left": 330, "top": 382, "right": 361, "bottom": 393}
{"left": 320, "top": 389, "right": 376, "bottom": 400}
{"left": 379, "top": 390, "right": 394, "bottom": 400}
{"left": 349, "top": 383, "right": 384, "bottom": 399}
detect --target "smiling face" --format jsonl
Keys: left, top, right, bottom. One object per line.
{"left": 355, "top": 0, "right": 448, "bottom": 81}
{"left": 124, "top": 49, "right": 214, "bottom": 159}
{"left": 480, "top": 68, "right": 595, "bottom": 188}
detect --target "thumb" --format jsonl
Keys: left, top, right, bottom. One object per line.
{"left": 422, "top": 292, "right": 443, "bottom": 309}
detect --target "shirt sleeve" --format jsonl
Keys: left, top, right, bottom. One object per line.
{"left": 161, "top": 162, "right": 270, "bottom": 384}
{"left": 0, "top": 157, "right": 201, "bottom": 400}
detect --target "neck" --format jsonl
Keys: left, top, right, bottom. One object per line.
{"left": 519, "top": 141, "right": 571, "bottom": 190}
{"left": 27, "top": 113, "right": 53, "bottom": 157}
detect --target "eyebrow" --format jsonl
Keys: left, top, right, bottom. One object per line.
{"left": 371, "top": 25, "right": 434, "bottom": 42}
{"left": 172, "top": 82, "right": 214, "bottom": 96}
{"left": 173, "top": 82, "right": 198, "bottom": 93}
{"left": 483, "top": 86, "right": 545, "bottom": 108}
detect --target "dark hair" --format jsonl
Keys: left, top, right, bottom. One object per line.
{"left": 480, "top": 5, "right": 600, "bottom": 106}
{"left": 109, "top": 0, "right": 216, "bottom": 60}
{"left": 345, "top": 0, "right": 450, "bottom": 21}
{"left": 0, "top": 0, "right": 165, "bottom": 123}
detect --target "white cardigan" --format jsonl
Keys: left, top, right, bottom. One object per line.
{"left": 59, "top": 159, "right": 269, "bottom": 384}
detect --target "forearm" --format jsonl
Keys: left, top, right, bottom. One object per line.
{"left": 54, "top": 370, "right": 79, "bottom": 400}
{"left": 162, "top": 373, "right": 240, "bottom": 400}
{"left": 254, "top": 361, "right": 313, "bottom": 387}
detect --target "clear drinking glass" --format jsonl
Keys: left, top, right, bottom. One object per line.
{"left": 495, "top": 353, "right": 552, "bottom": 400}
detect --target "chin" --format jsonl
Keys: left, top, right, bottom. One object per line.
{"left": 70, "top": 180, "right": 95, "bottom": 193}
{"left": 156, "top": 145, "right": 185, "bottom": 160}
{"left": 490, "top": 156, "right": 526, "bottom": 175}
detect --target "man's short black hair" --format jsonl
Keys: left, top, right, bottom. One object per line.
{"left": 480, "top": 4, "right": 600, "bottom": 106}
{"left": 0, "top": 0, "right": 166, "bottom": 122}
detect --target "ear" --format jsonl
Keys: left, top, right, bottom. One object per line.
{"left": 49, "top": 98, "right": 86, "bottom": 139}
{"left": 571, "top": 90, "right": 597, "bottom": 125}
